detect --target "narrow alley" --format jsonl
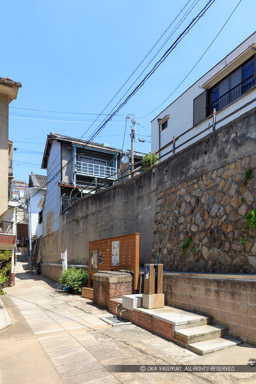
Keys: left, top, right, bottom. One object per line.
{"left": 0, "top": 263, "right": 256, "bottom": 384}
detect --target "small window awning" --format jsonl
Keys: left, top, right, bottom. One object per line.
{"left": 202, "top": 44, "right": 256, "bottom": 89}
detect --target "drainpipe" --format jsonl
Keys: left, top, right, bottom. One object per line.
{"left": 72, "top": 145, "right": 77, "bottom": 186}
{"left": 157, "top": 118, "right": 161, "bottom": 157}
{"left": 212, "top": 108, "right": 217, "bottom": 132}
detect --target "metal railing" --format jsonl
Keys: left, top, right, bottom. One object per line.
{"left": 76, "top": 161, "right": 116, "bottom": 180}
{"left": 0, "top": 221, "right": 13, "bottom": 234}
{"left": 207, "top": 74, "right": 255, "bottom": 115}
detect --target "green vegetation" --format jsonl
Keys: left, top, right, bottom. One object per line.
{"left": 0, "top": 250, "right": 11, "bottom": 295}
{"left": 243, "top": 168, "right": 253, "bottom": 187}
{"left": 59, "top": 267, "right": 88, "bottom": 294}
{"left": 240, "top": 237, "right": 247, "bottom": 245}
{"left": 180, "top": 238, "right": 192, "bottom": 256}
{"left": 245, "top": 208, "right": 256, "bottom": 230}
{"left": 142, "top": 152, "right": 159, "bottom": 171}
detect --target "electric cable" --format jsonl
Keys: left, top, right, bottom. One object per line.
{"left": 138, "top": 0, "right": 243, "bottom": 119}
{"left": 78, "top": 0, "right": 197, "bottom": 141}
{"left": 23, "top": 0, "right": 216, "bottom": 204}
{"left": 80, "top": 0, "right": 201, "bottom": 142}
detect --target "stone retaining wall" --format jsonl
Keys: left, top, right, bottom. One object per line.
{"left": 153, "top": 154, "right": 256, "bottom": 273}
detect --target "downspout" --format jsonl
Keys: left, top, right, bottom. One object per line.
{"left": 72, "top": 145, "right": 77, "bottom": 186}
{"left": 157, "top": 118, "right": 161, "bottom": 157}
{"left": 115, "top": 154, "right": 118, "bottom": 182}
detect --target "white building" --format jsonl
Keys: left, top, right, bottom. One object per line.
{"left": 151, "top": 32, "right": 256, "bottom": 159}
{"left": 26, "top": 173, "right": 47, "bottom": 238}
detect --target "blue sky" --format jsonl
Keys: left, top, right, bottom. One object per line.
{"left": 1, "top": 0, "right": 255, "bottom": 182}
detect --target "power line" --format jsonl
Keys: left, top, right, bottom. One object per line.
{"left": 80, "top": 0, "right": 201, "bottom": 142}
{"left": 138, "top": 0, "right": 243, "bottom": 119}
{"left": 25, "top": 0, "right": 216, "bottom": 203}
{"left": 10, "top": 113, "right": 124, "bottom": 124}
{"left": 78, "top": 0, "right": 197, "bottom": 141}
{"left": 85, "top": 0, "right": 216, "bottom": 144}
{"left": 10, "top": 106, "right": 127, "bottom": 117}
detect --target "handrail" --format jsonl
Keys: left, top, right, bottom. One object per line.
{"left": 76, "top": 161, "right": 116, "bottom": 180}
{"left": 157, "top": 92, "right": 256, "bottom": 156}
{"left": 207, "top": 74, "right": 255, "bottom": 114}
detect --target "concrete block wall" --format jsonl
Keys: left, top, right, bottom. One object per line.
{"left": 41, "top": 264, "right": 62, "bottom": 282}
{"left": 163, "top": 273, "right": 256, "bottom": 345}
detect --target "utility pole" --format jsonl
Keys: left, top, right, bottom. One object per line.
{"left": 130, "top": 114, "right": 136, "bottom": 176}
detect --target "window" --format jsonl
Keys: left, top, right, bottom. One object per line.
{"left": 38, "top": 210, "right": 43, "bottom": 224}
{"left": 161, "top": 120, "right": 168, "bottom": 130}
{"left": 207, "top": 56, "right": 255, "bottom": 115}
{"left": 78, "top": 155, "right": 107, "bottom": 166}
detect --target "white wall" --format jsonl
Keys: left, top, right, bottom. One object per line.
{"left": 151, "top": 32, "right": 256, "bottom": 159}
{"left": 26, "top": 187, "right": 45, "bottom": 237}
{"left": 42, "top": 140, "right": 61, "bottom": 236}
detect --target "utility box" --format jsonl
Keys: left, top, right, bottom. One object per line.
{"left": 89, "top": 233, "right": 139, "bottom": 291}
{"left": 143, "top": 263, "right": 164, "bottom": 309}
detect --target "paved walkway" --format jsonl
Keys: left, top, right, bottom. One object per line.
{"left": 0, "top": 263, "right": 256, "bottom": 384}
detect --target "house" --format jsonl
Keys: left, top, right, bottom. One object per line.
{"left": 41, "top": 132, "right": 144, "bottom": 236}
{"left": 0, "top": 76, "right": 21, "bottom": 283}
{"left": 151, "top": 32, "right": 256, "bottom": 159}
{"left": 12, "top": 180, "right": 27, "bottom": 201}
{"left": 25, "top": 172, "right": 47, "bottom": 239}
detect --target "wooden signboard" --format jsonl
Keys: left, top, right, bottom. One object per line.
{"left": 88, "top": 233, "right": 139, "bottom": 290}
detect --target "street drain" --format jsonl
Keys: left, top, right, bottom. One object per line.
{"left": 100, "top": 315, "right": 131, "bottom": 326}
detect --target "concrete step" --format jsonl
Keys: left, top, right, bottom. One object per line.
{"left": 175, "top": 324, "right": 227, "bottom": 344}
{"left": 136, "top": 306, "right": 213, "bottom": 330}
{"left": 188, "top": 337, "right": 242, "bottom": 355}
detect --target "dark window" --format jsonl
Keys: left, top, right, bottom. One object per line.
{"left": 38, "top": 210, "right": 43, "bottom": 224}
{"left": 161, "top": 120, "right": 168, "bottom": 130}
{"left": 207, "top": 56, "right": 255, "bottom": 116}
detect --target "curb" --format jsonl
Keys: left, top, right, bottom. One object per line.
{"left": 0, "top": 298, "right": 12, "bottom": 331}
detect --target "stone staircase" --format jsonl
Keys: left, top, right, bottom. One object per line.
{"left": 173, "top": 312, "right": 241, "bottom": 355}
{"left": 120, "top": 299, "right": 242, "bottom": 355}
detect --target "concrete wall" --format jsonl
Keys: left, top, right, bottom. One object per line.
{"left": 42, "top": 140, "right": 61, "bottom": 236}
{"left": 151, "top": 32, "right": 256, "bottom": 158}
{"left": 40, "top": 107, "right": 256, "bottom": 273}
{"left": 163, "top": 273, "right": 256, "bottom": 345}
{"left": 0, "top": 94, "right": 9, "bottom": 217}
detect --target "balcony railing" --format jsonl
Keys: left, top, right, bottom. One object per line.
{"left": 76, "top": 161, "right": 116, "bottom": 180}
{"left": 0, "top": 221, "right": 13, "bottom": 234}
{"left": 207, "top": 74, "right": 255, "bottom": 115}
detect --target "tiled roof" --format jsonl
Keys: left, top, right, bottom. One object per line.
{"left": 29, "top": 173, "right": 47, "bottom": 188}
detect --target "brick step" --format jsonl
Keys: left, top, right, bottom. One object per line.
{"left": 175, "top": 324, "right": 227, "bottom": 344}
{"left": 188, "top": 337, "right": 242, "bottom": 355}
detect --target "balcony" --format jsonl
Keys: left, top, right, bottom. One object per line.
{"left": 207, "top": 74, "right": 255, "bottom": 115}
{"left": 76, "top": 161, "right": 116, "bottom": 180}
